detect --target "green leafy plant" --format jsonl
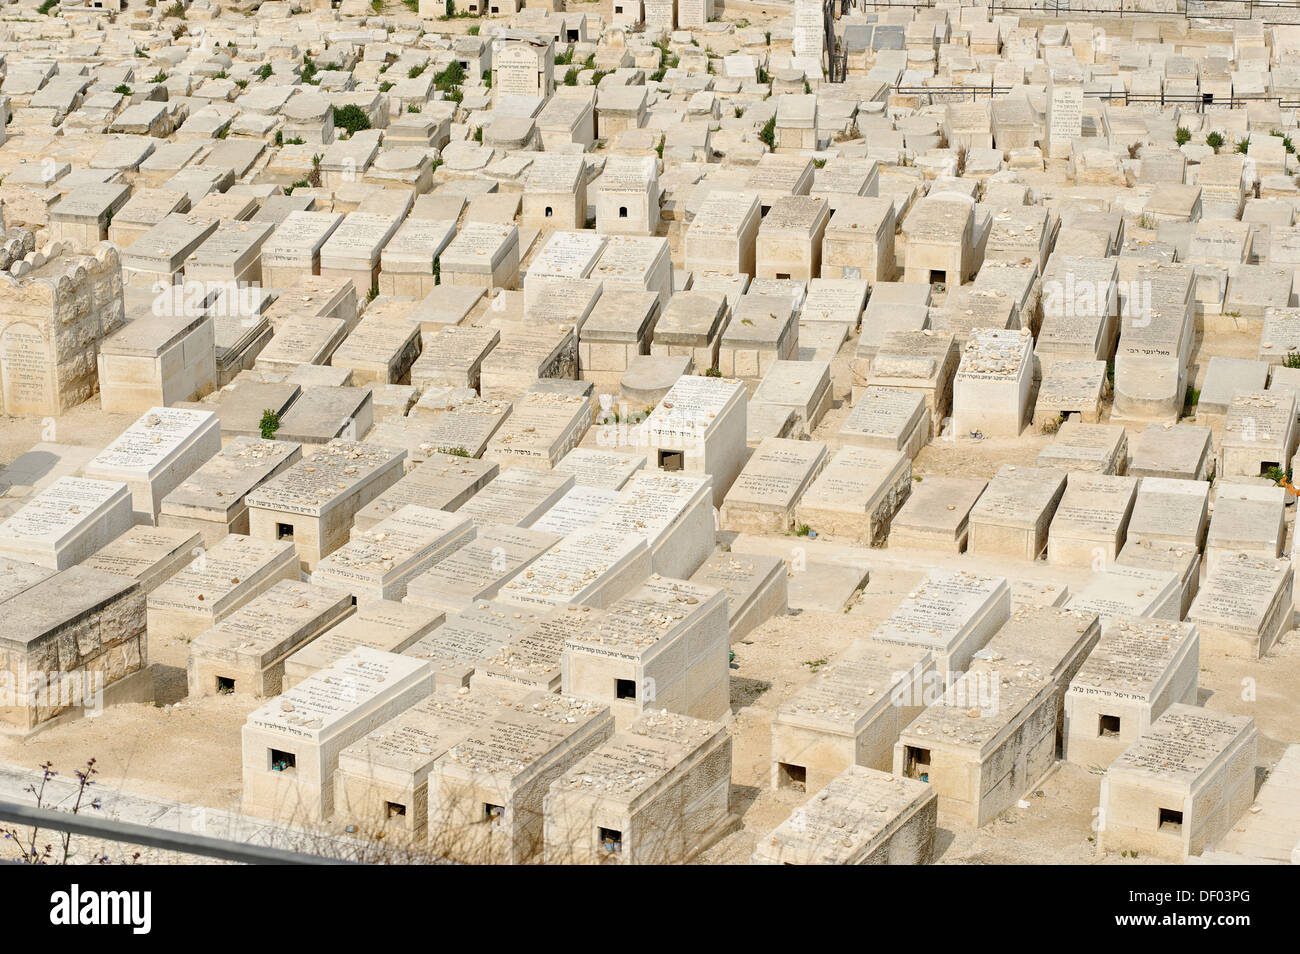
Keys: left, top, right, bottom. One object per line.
{"left": 1284, "top": 349, "right": 1300, "bottom": 369}
{"left": 563, "top": 68, "right": 578, "bottom": 86}
{"left": 257, "top": 63, "right": 273, "bottom": 81}
{"left": 150, "top": 70, "right": 168, "bottom": 83}
{"left": 1205, "top": 130, "right": 1224, "bottom": 152}
{"left": 163, "top": 0, "right": 185, "bottom": 17}
{"left": 259, "top": 409, "right": 281, "bottom": 440}
{"left": 113, "top": 84, "right": 132, "bottom": 96}
{"left": 37, "top": 0, "right": 59, "bottom": 14}
{"left": 759, "top": 115, "right": 776, "bottom": 149}
{"left": 1236, "top": 136, "right": 1250, "bottom": 154}
{"left": 333, "top": 104, "right": 372, "bottom": 135}
{"left": 439, "top": 446, "right": 471, "bottom": 457}
{"left": 1272, "top": 129, "right": 1295, "bottom": 153}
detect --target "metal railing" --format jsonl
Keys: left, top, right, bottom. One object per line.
{"left": 0, "top": 799, "right": 350, "bottom": 865}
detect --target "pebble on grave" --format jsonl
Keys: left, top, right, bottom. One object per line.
{"left": 720, "top": 437, "right": 828, "bottom": 536}
{"left": 83, "top": 406, "right": 223, "bottom": 526}
{"left": 187, "top": 578, "right": 355, "bottom": 699}
{"left": 245, "top": 440, "right": 407, "bottom": 572}
{"left": 428, "top": 692, "right": 614, "bottom": 864}
{"left": 794, "top": 445, "right": 912, "bottom": 548}
{"left": 543, "top": 712, "right": 732, "bottom": 865}
{"left": 0, "top": 476, "right": 132, "bottom": 571}
{"left": 404, "top": 524, "right": 561, "bottom": 615}
{"left": 968, "top": 464, "right": 1067, "bottom": 561}
{"left": 952, "top": 327, "right": 1034, "bottom": 438}
{"left": 1187, "top": 552, "right": 1293, "bottom": 659}
{"left": 157, "top": 436, "right": 302, "bottom": 547}
{"left": 145, "top": 533, "right": 299, "bottom": 645}
{"left": 241, "top": 647, "right": 434, "bottom": 824}
{"left": 331, "top": 684, "right": 522, "bottom": 844}
{"left": 888, "top": 476, "right": 989, "bottom": 553}
{"left": 1063, "top": 615, "right": 1199, "bottom": 770}
{"left": 0, "top": 566, "right": 152, "bottom": 736}
{"left": 636, "top": 373, "right": 747, "bottom": 507}
{"left": 1098, "top": 705, "right": 1256, "bottom": 862}
{"left": 310, "top": 505, "right": 475, "bottom": 605}
{"left": 689, "top": 551, "right": 788, "bottom": 644}
{"left": 894, "top": 605, "right": 1101, "bottom": 827}
{"left": 771, "top": 638, "right": 933, "bottom": 794}
{"left": 871, "top": 569, "right": 1011, "bottom": 675}
{"left": 560, "top": 575, "right": 729, "bottom": 728}
{"left": 283, "top": 599, "right": 445, "bottom": 691}
{"left": 751, "top": 766, "right": 937, "bottom": 865}
{"left": 1047, "top": 473, "right": 1139, "bottom": 567}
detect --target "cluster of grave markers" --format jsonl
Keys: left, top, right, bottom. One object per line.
{"left": 0, "top": 0, "right": 1299, "bottom": 865}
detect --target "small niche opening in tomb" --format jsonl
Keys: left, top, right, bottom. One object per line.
{"left": 545, "top": 207, "right": 553, "bottom": 218}
{"left": 1158, "top": 808, "right": 1183, "bottom": 832}
{"left": 1099, "top": 714, "right": 1121, "bottom": 738}
{"left": 776, "top": 762, "right": 806, "bottom": 792}
{"left": 270, "top": 749, "right": 296, "bottom": 773}
{"left": 616, "top": 678, "right": 637, "bottom": 700}
{"left": 929, "top": 269, "right": 946, "bottom": 286}
{"left": 386, "top": 801, "right": 407, "bottom": 819}
{"left": 619, "top": 206, "right": 629, "bottom": 219}
{"left": 776, "top": 273, "right": 791, "bottom": 280}
{"left": 599, "top": 827, "right": 623, "bottom": 854}
{"left": 277, "top": 522, "right": 294, "bottom": 541}
{"left": 484, "top": 803, "right": 505, "bottom": 824}
{"left": 658, "top": 449, "right": 684, "bottom": 472}
{"left": 216, "top": 676, "right": 236, "bottom": 694}
{"left": 904, "top": 745, "right": 931, "bottom": 782}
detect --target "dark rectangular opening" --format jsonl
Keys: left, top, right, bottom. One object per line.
{"left": 599, "top": 826, "right": 623, "bottom": 854}
{"left": 1158, "top": 808, "right": 1183, "bottom": 832}
{"left": 216, "top": 676, "right": 235, "bottom": 694}
{"left": 1099, "top": 714, "right": 1121, "bottom": 737}
{"left": 270, "top": 749, "right": 295, "bottom": 773}
{"left": 386, "top": 801, "right": 407, "bottom": 819}
{"left": 929, "top": 269, "right": 945, "bottom": 286}
{"left": 276, "top": 522, "right": 294, "bottom": 540}
{"left": 484, "top": 802, "right": 504, "bottom": 823}
{"left": 904, "top": 746, "right": 931, "bottom": 781}
{"left": 776, "top": 762, "right": 806, "bottom": 792}
{"left": 616, "top": 678, "right": 637, "bottom": 700}
{"left": 658, "top": 449, "right": 683, "bottom": 472}
{"left": 776, "top": 273, "right": 791, "bottom": 280}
